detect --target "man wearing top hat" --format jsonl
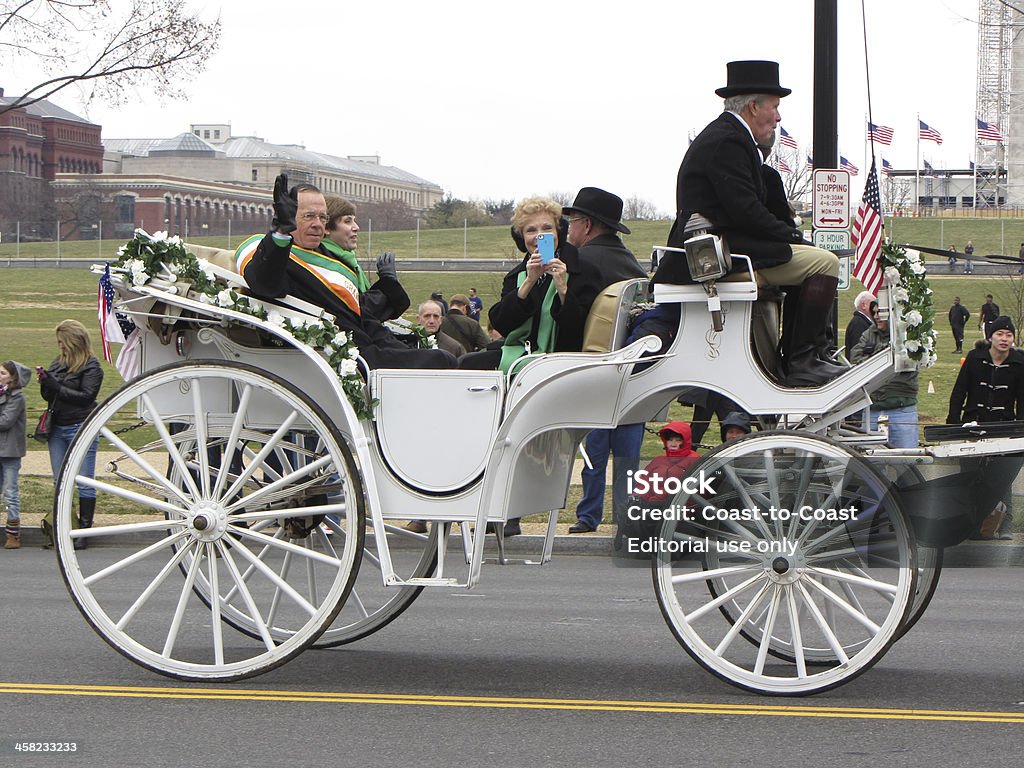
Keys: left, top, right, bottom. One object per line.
{"left": 563, "top": 187, "right": 647, "bottom": 533}
{"left": 658, "top": 60, "right": 843, "bottom": 387}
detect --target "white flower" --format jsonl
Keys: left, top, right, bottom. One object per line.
{"left": 884, "top": 266, "right": 901, "bottom": 286}
{"left": 905, "top": 249, "right": 922, "bottom": 263}
{"left": 167, "top": 235, "right": 182, "bottom": 246}
{"left": 151, "top": 231, "right": 168, "bottom": 242}
{"left": 910, "top": 261, "right": 926, "bottom": 275}
{"left": 266, "top": 310, "right": 286, "bottom": 328}
{"left": 338, "top": 358, "right": 359, "bottom": 377}
{"left": 893, "top": 287, "right": 909, "bottom": 303}
{"left": 348, "top": 346, "right": 359, "bottom": 359}
{"left": 216, "top": 289, "right": 235, "bottom": 307}
{"left": 904, "top": 339, "right": 921, "bottom": 352}
{"left": 904, "top": 310, "right": 923, "bottom": 327}
{"left": 116, "top": 244, "right": 127, "bottom": 257}
{"left": 333, "top": 331, "right": 349, "bottom": 346}
{"left": 197, "top": 292, "right": 215, "bottom": 305}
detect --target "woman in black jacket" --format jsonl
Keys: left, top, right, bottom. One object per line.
{"left": 39, "top": 319, "right": 104, "bottom": 545}
{"left": 947, "top": 316, "right": 1024, "bottom": 424}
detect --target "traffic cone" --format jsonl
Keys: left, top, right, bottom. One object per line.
{"left": 927, "top": 380, "right": 935, "bottom": 394}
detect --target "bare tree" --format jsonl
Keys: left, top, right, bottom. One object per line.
{"left": 623, "top": 195, "right": 660, "bottom": 221}
{"left": 0, "top": 0, "right": 221, "bottom": 115}
{"left": 882, "top": 175, "right": 913, "bottom": 212}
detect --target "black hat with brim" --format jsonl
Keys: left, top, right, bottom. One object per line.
{"left": 715, "top": 60, "right": 791, "bottom": 98}
{"left": 562, "top": 187, "right": 631, "bottom": 235}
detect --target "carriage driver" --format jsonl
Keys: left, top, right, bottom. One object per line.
{"left": 236, "top": 174, "right": 457, "bottom": 370}
{"left": 656, "top": 60, "right": 844, "bottom": 387}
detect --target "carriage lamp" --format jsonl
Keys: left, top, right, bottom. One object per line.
{"left": 683, "top": 214, "right": 730, "bottom": 332}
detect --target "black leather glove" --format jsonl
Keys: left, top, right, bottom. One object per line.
{"left": 272, "top": 173, "right": 298, "bottom": 235}
{"left": 376, "top": 251, "right": 397, "bottom": 280}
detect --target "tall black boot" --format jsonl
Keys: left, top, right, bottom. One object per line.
{"left": 782, "top": 275, "right": 847, "bottom": 387}
{"left": 74, "top": 496, "right": 95, "bottom": 550}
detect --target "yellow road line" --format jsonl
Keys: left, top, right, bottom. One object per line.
{"left": 0, "top": 683, "right": 1022, "bottom": 723}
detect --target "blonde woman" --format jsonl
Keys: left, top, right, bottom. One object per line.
{"left": 38, "top": 320, "right": 103, "bottom": 548}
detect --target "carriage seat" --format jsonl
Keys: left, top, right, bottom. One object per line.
{"left": 581, "top": 277, "right": 649, "bottom": 353}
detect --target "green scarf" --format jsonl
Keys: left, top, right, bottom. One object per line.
{"left": 320, "top": 238, "right": 372, "bottom": 293}
{"left": 499, "top": 273, "right": 562, "bottom": 374}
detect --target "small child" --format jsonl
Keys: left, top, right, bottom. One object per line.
{"left": 637, "top": 421, "right": 702, "bottom": 505}
{"left": 0, "top": 360, "right": 31, "bottom": 549}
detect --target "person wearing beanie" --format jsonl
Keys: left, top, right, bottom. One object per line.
{"left": 948, "top": 315, "right": 1024, "bottom": 425}
{"left": 719, "top": 411, "right": 752, "bottom": 443}
{"left": 0, "top": 360, "right": 30, "bottom": 549}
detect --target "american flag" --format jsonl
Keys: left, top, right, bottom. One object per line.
{"left": 806, "top": 155, "right": 814, "bottom": 171}
{"left": 774, "top": 157, "right": 792, "bottom": 174}
{"left": 840, "top": 156, "right": 859, "bottom": 175}
{"left": 970, "top": 160, "right": 976, "bottom": 171}
{"left": 867, "top": 122, "right": 894, "bottom": 145}
{"left": 881, "top": 158, "right": 893, "bottom": 175}
{"left": 852, "top": 160, "right": 884, "bottom": 295}
{"left": 919, "top": 119, "right": 942, "bottom": 144}
{"left": 97, "top": 265, "right": 126, "bottom": 362}
{"left": 923, "top": 159, "right": 934, "bottom": 177}
{"left": 977, "top": 118, "right": 1004, "bottom": 143}
{"left": 779, "top": 127, "right": 798, "bottom": 149}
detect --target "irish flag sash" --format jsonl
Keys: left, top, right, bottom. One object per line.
{"left": 235, "top": 234, "right": 362, "bottom": 316}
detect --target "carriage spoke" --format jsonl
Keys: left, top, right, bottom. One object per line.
{"left": 688, "top": 572, "right": 765, "bottom": 623}
{"left": 116, "top": 539, "right": 197, "bottom": 630}
{"left": 140, "top": 393, "right": 203, "bottom": 500}
{"left": 100, "top": 427, "right": 191, "bottom": 506}
{"left": 786, "top": 586, "right": 807, "bottom": 678}
{"left": 226, "top": 534, "right": 318, "bottom": 616}
{"left": 162, "top": 541, "right": 206, "bottom": 657}
{"left": 190, "top": 383, "right": 212, "bottom": 499}
{"left": 74, "top": 475, "right": 187, "bottom": 518}
{"left": 84, "top": 529, "right": 192, "bottom": 586}
{"left": 753, "top": 586, "right": 784, "bottom": 676}
{"left": 803, "top": 574, "right": 881, "bottom": 633}
{"left": 224, "top": 454, "right": 334, "bottom": 515}
{"left": 232, "top": 525, "right": 344, "bottom": 568}
{"left": 807, "top": 566, "right": 899, "bottom": 596}
{"left": 208, "top": 543, "right": 225, "bottom": 667}
{"left": 714, "top": 581, "right": 772, "bottom": 655}
{"left": 220, "top": 412, "right": 300, "bottom": 504}
{"left": 217, "top": 540, "right": 276, "bottom": 651}
{"left": 671, "top": 562, "right": 760, "bottom": 585}
{"left": 211, "top": 385, "right": 253, "bottom": 501}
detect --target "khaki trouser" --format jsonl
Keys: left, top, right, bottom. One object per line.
{"left": 756, "top": 243, "right": 839, "bottom": 285}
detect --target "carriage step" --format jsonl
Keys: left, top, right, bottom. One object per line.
{"left": 404, "top": 577, "right": 464, "bottom": 587}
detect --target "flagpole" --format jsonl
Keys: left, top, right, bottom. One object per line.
{"left": 915, "top": 112, "right": 920, "bottom": 216}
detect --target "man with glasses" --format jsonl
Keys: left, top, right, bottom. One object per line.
{"left": 237, "top": 173, "right": 456, "bottom": 369}
{"left": 562, "top": 186, "right": 647, "bottom": 534}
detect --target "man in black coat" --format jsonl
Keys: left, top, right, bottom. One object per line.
{"left": 562, "top": 187, "right": 647, "bottom": 534}
{"left": 658, "top": 60, "right": 843, "bottom": 386}
{"left": 948, "top": 296, "right": 970, "bottom": 354}
{"left": 845, "top": 290, "right": 876, "bottom": 359}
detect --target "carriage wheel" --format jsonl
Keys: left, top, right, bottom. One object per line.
{"left": 652, "top": 431, "right": 916, "bottom": 695}
{"left": 313, "top": 521, "right": 438, "bottom": 647}
{"left": 55, "top": 361, "right": 364, "bottom": 681}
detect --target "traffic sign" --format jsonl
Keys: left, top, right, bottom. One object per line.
{"left": 812, "top": 169, "right": 850, "bottom": 229}
{"left": 813, "top": 229, "right": 852, "bottom": 290}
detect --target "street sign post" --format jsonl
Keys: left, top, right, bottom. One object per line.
{"left": 813, "top": 228, "right": 851, "bottom": 290}
{"left": 812, "top": 169, "right": 850, "bottom": 229}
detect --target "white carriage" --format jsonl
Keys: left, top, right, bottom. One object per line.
{"left": 52, "top": 241, "right": 1004, "bottom": 695}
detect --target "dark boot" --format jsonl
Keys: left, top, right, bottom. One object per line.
{"left": 4, "top": 520, "right": 20, "bottom": 549}
{"left": 782, "top": 275, "right": 847, "bottom": 387}
{"left": 74, "top": 497, "right": 95, "bottom": 550}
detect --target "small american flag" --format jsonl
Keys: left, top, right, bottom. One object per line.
{"left": 977, "top": 118, "right": 1004, "bottom": 143}
{"left": 97, "top": 264, "right": 126, "bottom": 362}
{"left": 779, "top": 127, "right": 798, "bottom": 149}
{"left": 867, "top": 122, "right": 894, "bottom": 145}
{"left": 923, "top": 159, "right": 934, "bottom": 177}
{"left": 919, "top": 120, "right": 942, "bottom": 145}
{"left": 840, "top": 156, "right": 859, "bottom": 175}
{"left": 774, "top": 157, "right": 792, "bottom": 174}
{"left": 881, "top": 158, "right": 893, "bottom": 175}
{"left": 851, "top": 160, "right": 884, "bottom": 295}
{"left": 806, "top": 155, "right": 814, "bottom": 171}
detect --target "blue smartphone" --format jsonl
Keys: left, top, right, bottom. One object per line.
{"left": 536, "top": 232, "right": 556, "bottom": 264}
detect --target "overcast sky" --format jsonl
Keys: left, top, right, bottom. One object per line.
{"left": 7, "top": 0, "right": 981, "bottom": 215}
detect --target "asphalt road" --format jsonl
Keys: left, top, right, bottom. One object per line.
{"left": 2, "top": 548, "right": 1023, "bottom": 768}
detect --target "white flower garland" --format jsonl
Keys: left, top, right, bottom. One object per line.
{"left": 113, "top": 229, "right": 376, "bottom": 420}
{"left": 880, "top": 241, "right": 937, "bottom": 368}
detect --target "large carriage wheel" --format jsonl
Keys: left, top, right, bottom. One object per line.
{"left": 652, "top": 431, "right": 916, "bottom": 695}
{"left": 55, "top": 361, "right": 364, "bottom": 681}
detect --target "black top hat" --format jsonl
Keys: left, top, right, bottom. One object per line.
{"left": 562, "top": 187, "right": 631, "bottom": 235}
{"left": 716, "top": 60, "right": 791, "bottom": 98}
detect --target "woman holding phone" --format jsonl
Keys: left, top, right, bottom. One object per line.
{"left": 39, "top": 319, "right": 103, "bottom": 548}
{"left": 460, "top": 196, "right": 583, "bottom": 371}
